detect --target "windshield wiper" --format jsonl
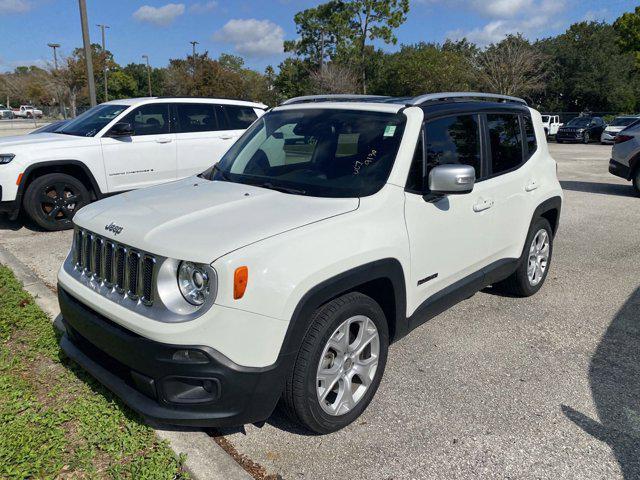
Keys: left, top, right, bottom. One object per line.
{"left": 256, "top": 182, "right": 307, "bottom": 195}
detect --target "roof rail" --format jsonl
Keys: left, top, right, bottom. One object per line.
{"left": 408, "top": 92, "right": 527, "bottom": 106}
{"left": 281, "top": 94, "right": 389, "bottom": 105}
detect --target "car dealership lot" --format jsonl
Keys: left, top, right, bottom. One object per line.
{"left": 0, "top": 143, "right": 638, "bottom": 479}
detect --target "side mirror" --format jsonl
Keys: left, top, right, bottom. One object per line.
{"left": 428, "top": 164, "right": 475, "bottom": 195}
{"left": 107, "top": 122, "right": 134, "bottom": 137}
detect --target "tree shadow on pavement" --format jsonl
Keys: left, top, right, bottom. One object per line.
{"left": 560, "top": 180, "right": 637, "bottom": 198}
{"left": 561, "top": 286, "right": 640, "bottom": 479}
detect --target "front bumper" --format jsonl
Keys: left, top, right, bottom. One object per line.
{"left": 609, "top": 159, "right": 631, "bottom": 180}
{"left": 601, "top": 132, "right": 618, "bottom": 144}
{"left": 58, "top": 287, "right": 290, "bottom": 427}
{"left": 556, "top": 131, "right": 583, "bottom": 142}
{"left": 0, "top": 187, "right": 20, "bottom": 220}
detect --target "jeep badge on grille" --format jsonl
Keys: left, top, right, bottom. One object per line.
{"left": 104, "top": 223, "right": 124, "bottom": 235}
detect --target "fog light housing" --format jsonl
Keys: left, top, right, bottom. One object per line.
{"left": 162, "top": 377, "right": 220, "bottom": 404}
{"left": 171, "top": 349, "right": 210, "bottom": 364}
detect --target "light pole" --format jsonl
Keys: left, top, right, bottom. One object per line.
{"left": 47, "top": 42, "right": 66, "bottom": 119}
{"left": 142, "top": 55, "right": 152, "bottom": 96}
{"left": 190, "top": 40, "right": 199, "bottom": 58}
{"left": 97, "top": 24, "right": 110, "bottom": 101}
{"left": 78, "top": 0, "right": 96, "bottom": 106}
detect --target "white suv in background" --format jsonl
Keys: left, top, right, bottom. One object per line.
{"left": 600, "top": 115, "right": 639, "bottom": 144}
{"left": 58, "top": 92, "right": 562, "bottom": 434}
{"left": 0, "top": 97, "right": 266, "bottom": 230}
{"left": 541, "top": 115, "right": 562, "bottom": 137}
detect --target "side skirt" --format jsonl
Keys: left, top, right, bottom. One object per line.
{"left": 407, "top": 258, "right": 519, "bottom": 332}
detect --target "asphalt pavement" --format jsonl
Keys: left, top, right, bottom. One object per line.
{"left": 0, "top": 142, "right": 638, "bottom": 479}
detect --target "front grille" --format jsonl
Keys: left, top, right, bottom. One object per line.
{"left": 73, "top": 228, "right": 157, "bottom": 305}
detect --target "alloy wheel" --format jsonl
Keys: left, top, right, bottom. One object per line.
{"left": 527, "top": 229, "right": 550, "bottom": 286}
{"left": 316, "top": 315, "right": 380, "bottom": 416}
{"left": 40, "top": 182, "right": 81, "bottom": 222}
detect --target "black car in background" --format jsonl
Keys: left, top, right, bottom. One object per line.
{"left": 556, "top": 116, "right": 606, "bottom": 143}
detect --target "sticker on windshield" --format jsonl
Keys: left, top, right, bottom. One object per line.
{"left": 383, "top": 125, "right": 397, "bottom": 137}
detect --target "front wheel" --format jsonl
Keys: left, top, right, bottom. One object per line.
{"left": 282, "top": 292, "right": 389, "bottom": 434}
{"left": 496, "top": 217, "right": 553, "bottom": 297}
{"left": 582, "top": 132, "right": 590, "bottom": 144}
{"left": 23, "top": 173, "right": 90, "bottom": 231}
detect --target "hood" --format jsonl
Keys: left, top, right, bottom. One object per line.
{"left": 0, "top": 132, "right": 92, "bottom": 152}
{"left": 605, "top": 126, "right": 626, "bottom": 133}
{"left": 74, "top": 177, "right": 360, "bottom": 263}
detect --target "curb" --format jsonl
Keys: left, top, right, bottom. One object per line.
{"left": 0, "top": 245, "right": 251, "bottom": 480}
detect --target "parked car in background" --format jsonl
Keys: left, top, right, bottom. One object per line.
{"left": 600, "top": 115, "right": 639, "bottom": 144}
{"left": 541, "top": 115, "right": 562, "bottom": 137}
{"left": 29, "top": 119, "right": 70, "bottom": 134}
{"left": 0, "top": 104, "right": 14, "bottom": 119}
{"left": 609, "top": 121, "right": 640, "bottom": 195}
{"left": 556, "top": 116, "right": 606, "bottom": 144}
{"left": 57, "top": 92, "right": 562, "bottom": 434}
{"left": 13, "top": 105, "right": 43, "bottom": 119}
{"left": 0, "top": 97, "right": 267, "bottom": 230}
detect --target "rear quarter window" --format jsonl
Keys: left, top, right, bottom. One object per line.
{"left": 223, "top": 105, "right": 258, "bottom": 129}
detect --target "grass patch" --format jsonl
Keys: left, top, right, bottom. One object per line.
{"left": 0, "top": 265, "right": 189, "bottom": 479}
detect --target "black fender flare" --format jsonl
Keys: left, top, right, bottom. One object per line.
{"left": 278, "top": 258, "right": 408, "bottom": 361}
{"left": 17, "top": 160, "right": 103, "bottom": 199}
{"left": 532, "top": 195, "right": 562, "bottom": 234}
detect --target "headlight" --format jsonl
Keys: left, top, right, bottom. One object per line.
{"left": 177, "top": 261, "right": 211, "bottom": 306}
{"left": 0, "top": 154, "right": 15, "bottom": 164}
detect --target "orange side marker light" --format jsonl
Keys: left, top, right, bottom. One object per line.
{"left": 16, "top": 173, "right": 23, "bottom": 186}
{"left": 234, "top": 266, "right": 249, "bottom": 299}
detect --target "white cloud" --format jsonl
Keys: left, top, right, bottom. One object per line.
{"left": 446, "top": 0, "right": 568, "bottom": 46}
{"left": 133, "top": 3, "right": 185, "bottom": 26}
{"left": 213, "top": 19, "right": 285, "bottom": 56}
{"left": 472, "top": 0, "right": 533, "bottom": 18}
{"left": 0, "top": 0, "right": 31, "bottom": 14}
{"left": 189, "top": 1, "right": 217, "bottom": 13}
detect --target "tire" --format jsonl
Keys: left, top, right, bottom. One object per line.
{"left": 582, "top": 132, "right": 590, "bottom": 144}
{"left": 496, "top": 217, "right": 553, "bottom": 297}
{"left": 632, "top": 170, "right": 640, "bottom": 197}
{"left": 282, "top": 292, "right": 389, "bottom": 434}
{"left": 23, "top": 173, "right": 90, "bottom": 231}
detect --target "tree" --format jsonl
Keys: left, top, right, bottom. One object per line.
{"left": 285, "top": 1, "right": 352, "bottom": 69}
{"left": 343, "top": 0, "right": 410, "bottom": 93}
{"left": 371, "top": 42, "right": 477, "bottom": 96}
{"left": 614, "top": 6, "right": 640, "bottom": 67}
{"left": 474, "top": 34, "right": 547, "bottom": 99}
{"left": 537, "top": 22, "right": 638, "bottom": 112}
{"left": 309, "top": 63, "right": 359, "bottom": 93}
{"left": 274, "top": 58, "right": 312, "bottom": 100}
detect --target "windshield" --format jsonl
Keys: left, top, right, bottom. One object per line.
{"left": 610, "top": 117, "right": 638, "bottom": 127}
{"left": 541, "top": 116, "right": 549, "bottom": 122}
{"left": 58, "top": 104, "right": 128, "bottom": 137}
{"left": 566, "top": 117, "right": 591, "bottom": 127}
{"left": 209, "top": 108, "right": 407, "bottom": 198}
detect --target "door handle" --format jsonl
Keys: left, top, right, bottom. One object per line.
{"left": 156, "top": 138, "right": 173, "bottom": 144}
{"left": 473, "top": 198, "right": 494, "bottom": 212}
{"left": 525, "top": 180, "right": 539, "bottom": 192}
{"left": 219, "top": 134, "right": 235, "bottom": 140}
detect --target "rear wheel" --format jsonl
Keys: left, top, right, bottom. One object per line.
{"left": 633, "top": 169, "right": 640, "bottom": 197}
{"left": 282, "top": 292, "right": 389, "bottom": 434}
{"left": 23, "top": 173, "right": 90, "bottom": 231}
{"left": 496, "top": 217, "right": 553, "bottom": 297}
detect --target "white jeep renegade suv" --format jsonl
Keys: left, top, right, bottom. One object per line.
{"left": 57, "top": 92, "right": 563, "bottom": 434}
{"left": 0, "top": 97, "right": 266, "bottom": 230}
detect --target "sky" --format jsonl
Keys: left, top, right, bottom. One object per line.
{"left": 0, "top": 0, "right": 637, "bottom": 73}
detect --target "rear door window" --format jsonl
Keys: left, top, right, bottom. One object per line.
{"left": 175, "top": 103, "right": 219, "bottom": 133}
{"left": 486, "top": 113, "right": 523, "bottom": 175}
{"left": 222, "top": 105, "right": 258, "bottom": 130}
